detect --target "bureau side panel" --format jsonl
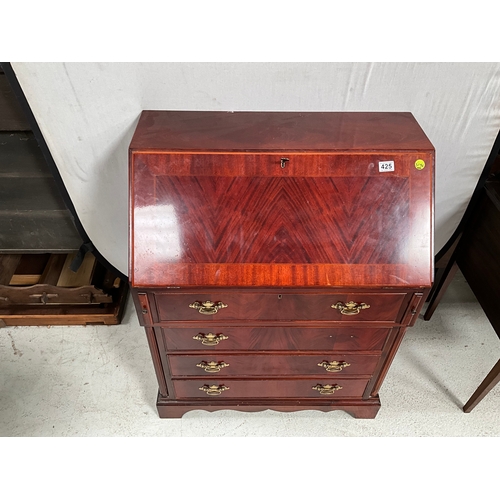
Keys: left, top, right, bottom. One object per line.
{"left": 143, "top": 326, "right": 170, "bottom": 398}
{"left": 131, "top": 289, "right": 171, "bottom": 398}
{"left": 169, "top": 353, "right": 381, "bottom": 377}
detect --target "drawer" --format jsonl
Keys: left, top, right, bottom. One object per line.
{"left": 161, "top": 326, "right": 391, "bottom": 351}
{"left": 173, "top": 378, "right": 369, "bottom": 399}
{"left": 138, "top": 152, "right": 415, "bottom": 178}
{"left": 169, "top": 353, "right": 380, "bottom": 377}
{"left": 153, "top": 292, "right": 407, "bottom": 322}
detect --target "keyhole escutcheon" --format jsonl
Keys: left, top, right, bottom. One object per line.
{"left": 280, "top": 158, "right": 289, "bottom": 168}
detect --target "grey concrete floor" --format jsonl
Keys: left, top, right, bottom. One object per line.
{"left": 1, "top": 271, "right": 499, "bottom": 437}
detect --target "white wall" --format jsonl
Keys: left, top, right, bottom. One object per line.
{"left": 11, "top": 62, "right": 500, "bottom": 276}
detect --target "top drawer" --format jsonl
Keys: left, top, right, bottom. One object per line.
{"left": 152, "top": 291, "right": 408, "bottom": 323}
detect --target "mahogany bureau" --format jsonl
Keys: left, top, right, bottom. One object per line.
{"left": 129, "top": 111, "right": 434, "bottom": 418}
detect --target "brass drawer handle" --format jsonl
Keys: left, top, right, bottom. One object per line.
{"left": 193, "top": 333, "right": 229, "bottom": 346}
{"left": 331, "top": 301, "right": 370, "bottom": 315}
{"left": 189, "top": 300, "right": 228, "bottom": 315}
{"left": 199, "top": 384, "right": 229, "bottom": 396}
{"left": 312, "top": 384, "right": 343, "bottom": 395}
{"left": 196, "top": 361, "right": 230, "bottom": 373}
{"left": 318, "top": 361, "right": 351, "bottom": 372}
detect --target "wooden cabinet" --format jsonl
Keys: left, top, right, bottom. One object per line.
{"left": 0, "top": 67, "right": 128, "bottom": 327}
{"left": 129, "top": 111, "right": 434, "bottom": 418}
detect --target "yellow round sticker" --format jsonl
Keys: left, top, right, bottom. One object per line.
{"left": 415, "top": 159, "right": 426, "bottom": 170}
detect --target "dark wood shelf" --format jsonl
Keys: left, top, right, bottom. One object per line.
{"left": 0, "top": 131, "right": 82, "bottom": 252}
{"left": 0, "top": 70, "right": 30, "bottom": 131}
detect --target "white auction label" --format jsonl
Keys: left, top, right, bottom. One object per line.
{"left": 379, "top": 161, "right": 395, "bottom": 172}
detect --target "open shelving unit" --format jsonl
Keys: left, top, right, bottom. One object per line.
{"left": 0, "top": 64, "right": 128, "bottom": 326}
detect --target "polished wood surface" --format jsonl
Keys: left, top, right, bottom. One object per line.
{"left": 153, "top": 291, "right": 407, "bottom": 322}
{"left": 147, "top": 170, "right": 410, "bottom": 264}
{"left": 168, "top": 353, "right": 380, "bottom": 376}
{"left": 156, "top": 397, "right": 382, "bottom": 419}
{"left": 130, "top": 111, "right": 434, "bottom": 152}
{"left": 161, "top": 326, "right": 392, "bottom": 352}
{"left": 129, "top": 111, "right": 434, "bottom": 418}
{"left": 173, "top": 378, "right": 369, "bottom": 399}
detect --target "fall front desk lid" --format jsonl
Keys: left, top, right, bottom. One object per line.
{"left": 129, "top": 111, "right": 434, "bottom": 288}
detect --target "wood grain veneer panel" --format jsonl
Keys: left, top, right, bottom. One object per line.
{"left": 134, "top": 152, "right": 413, "bottom": 177}
{"left": 153, "top": 175, "right": 409, "bottom": 265}
{"left": 173, "top": 378, "right": 369, "bottom": 399}
{"left": 134, "top": 263, "right": 415, "bottom": 287}
{"left": 154, "top": 291, "right": 406, "bottom": 322}
{"left": 131, "top": 150, "right": 433, "bottom": 287}
{"left": 168, "top": 353, "right": 381, "bottom": 377}
{"left": 161, "top": 326, "right": 391, "bottom": 352}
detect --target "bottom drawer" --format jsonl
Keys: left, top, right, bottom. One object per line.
{"left": 173, "top": 378, "right": 369, "bottom": 399}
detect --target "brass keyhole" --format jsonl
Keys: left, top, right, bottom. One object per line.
{"left": 280, "top": 158, "right": 289, "bottom": 168}
{"left": 278, "top": 294, "right": 283, "bottom": 299}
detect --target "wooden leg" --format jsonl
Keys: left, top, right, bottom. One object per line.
{"left": 426, "top": 267, "right": 445, "bottom": 302}
{"left": 463, "top": 357, "right": 500, "bottom": 413}
{"left": 424, "top": 261, "right": 458, "bottom": 321}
